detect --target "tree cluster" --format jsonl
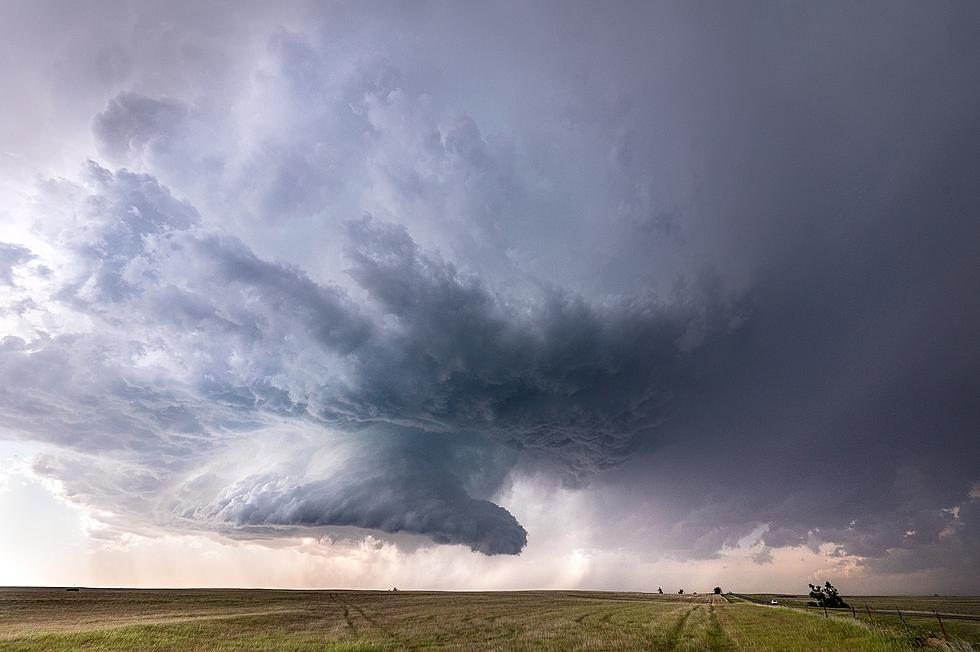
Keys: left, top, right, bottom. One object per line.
{"left": 807, "top": 581, "right": 848, "bottom": 608}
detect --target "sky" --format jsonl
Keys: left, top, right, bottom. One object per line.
{"left": 0, "top": 0, "right": 978, "bottom": 594}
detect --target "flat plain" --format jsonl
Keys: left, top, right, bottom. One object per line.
{"left": 0, "top": 588, "right": 976, "bottom": 651}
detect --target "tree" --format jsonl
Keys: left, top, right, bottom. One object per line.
{"left": 678, "top": 589, "right": 684, "bottom": 594}
{"left": 807, "top": 581, "right": 848, "bottom": 608}
{"left": 713, "top": 587, "right": 722, "bottom": 595}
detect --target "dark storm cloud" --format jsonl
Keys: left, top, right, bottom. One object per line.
{"left": 202, "top": 430, "right": 527, "bottom": 555}
{"left": 192, "top": 234, "right": 373, "bottom": 354}
{"left": 209, "top": 472, "right": 526, "bottom": 555}
{"left": 590, "top": 24, "right": 980, "bottom": 578}
{"left": 2, "top": 0, "right": 980, "bottom": 584}
{"left": 471, "top": 0, "right": 980, "bottom": 586}
{"left": 336, "top": 217, "right": 740, "bottom": 477}
{"left": 2, "top": 163, "right": 732, "bottom": 554}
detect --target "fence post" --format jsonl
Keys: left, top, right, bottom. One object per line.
{"left": 823, "top": 605, "right": 828, "bottom": 618}
{"left": 865, "top": 603, "right": 875, "bottom": 626}
{"left": 935, "top": 610, "right": 948, "bottom": 641}
{"left": 897, "top": 610, "right": 910, "bottom": 636}
{"left": 850, "top": 605, "right": 856, "bottom": 619}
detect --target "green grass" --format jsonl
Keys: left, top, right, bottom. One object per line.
{"left": 0, "top": 588, "right": 973, "bottom": 651}
{"left": 743, "top": 593, "right": 980, "bottom": 648}
{"left": 746, "top": 594, "right": 980, "bottom": 616}
{"left": 844, "top": 610, "right": 980, "bottom": 650}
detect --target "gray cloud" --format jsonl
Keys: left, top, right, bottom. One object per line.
{"left": 201, "top": 429, "right": 526, "bottom": 555}
{"left": 337, "top": 216, "right": 741, "bottom": 477}
{"left": 1, "top": 0, "right": 979, "bottom": 586}
{"left": 0, "top": 243, "right": 33, "bottom": 285}
{"left": 93, "top": 92, "right": 188, "bottom": 164}
{"left": 2, "top": 162, "right": 731, "bottom": 554}
{"left": 751, "top": 547, "right": 773, "bottom": 565}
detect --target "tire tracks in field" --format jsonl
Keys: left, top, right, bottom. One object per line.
{"left": 0, "top": 607, "right": 309, "bottom": 639}
{"left": 707, "top": 603, "right": 737, "bottom": 651}
{"left": 459, "top": 611, "right": 515, "bottom": 645}
{"left": 663, "top": 602, "right": 736, "bottom": 651}
{"left": 341, "top": 603, "right": 357, "bottom": 634}
{"left": 325, "top": 593, "right": 358, "bottom": 634}
{"left": 574, "top": 606, "right": 622, "bottom": 627}
{"left": 665, "top": 604, "right": 699, "bottom": 650}
{"left": 338, "top": 594, "right": 418, "bottom": 650}
{"left": 574, "top": 610, "right": 598, "bottom": 624}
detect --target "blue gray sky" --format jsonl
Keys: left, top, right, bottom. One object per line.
{"left": 1, "top": 0, "right": 978, "bottom": 593}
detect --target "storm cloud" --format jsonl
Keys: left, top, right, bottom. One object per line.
{"left": 1, "top": 0, "right": 979, "bottom": 587}
{"left": 2, "top": 161, "right": 728, "bottom": 554}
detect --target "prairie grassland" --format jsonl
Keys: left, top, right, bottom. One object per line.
{"left": 741, "top": 593, "right": 980, "bottom": 647}
{"left": 0, "top": 588, "right": 971, "bottom": 651}
{"left": 746, "top": 594, "right": 980, "bottom": 616}
{"left": 843, "top": 610, "right": 980, "bottom": 649}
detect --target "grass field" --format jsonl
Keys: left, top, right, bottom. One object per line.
{"left": 745, "top": 594, "right": 980, "bottom": 616}
{"left": 741, "top": 594, "right": 980, "bottom": 649}
{"left": 0, "top": 588, "right": 975, "bottom": 651}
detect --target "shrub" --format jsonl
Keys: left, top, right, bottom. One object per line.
{"left": 807, "top": 581, "right": 848, "bottom": 608}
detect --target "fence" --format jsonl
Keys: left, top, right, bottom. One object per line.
{"left": 731, "top": 593, "right": 980, "bottom": 642}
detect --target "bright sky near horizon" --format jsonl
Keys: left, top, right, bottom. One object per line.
{"left": 1, "top": 0, "right": 978, "bottom": 594}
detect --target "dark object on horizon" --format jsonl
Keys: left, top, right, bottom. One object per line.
{"left": 65, "top": 588, "right": 79, "bottom": 592}
{"left": 391, "top": 587, "right": 399, "bottom": 592}
{"left": 657, "top": 587, "right": 663, "bottom": 594}
{"left": 808, "top": 581, "right": 848, "bottom": 608}
{"left": 678, "top": 589, "right": 684, "bottom": 594}
{"left": 713, "top": 587, "right": 722, "bottom": 594}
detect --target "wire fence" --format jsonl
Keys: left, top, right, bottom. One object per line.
{"left": 731, "top": 592, "right": 980, "bottom": 643}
